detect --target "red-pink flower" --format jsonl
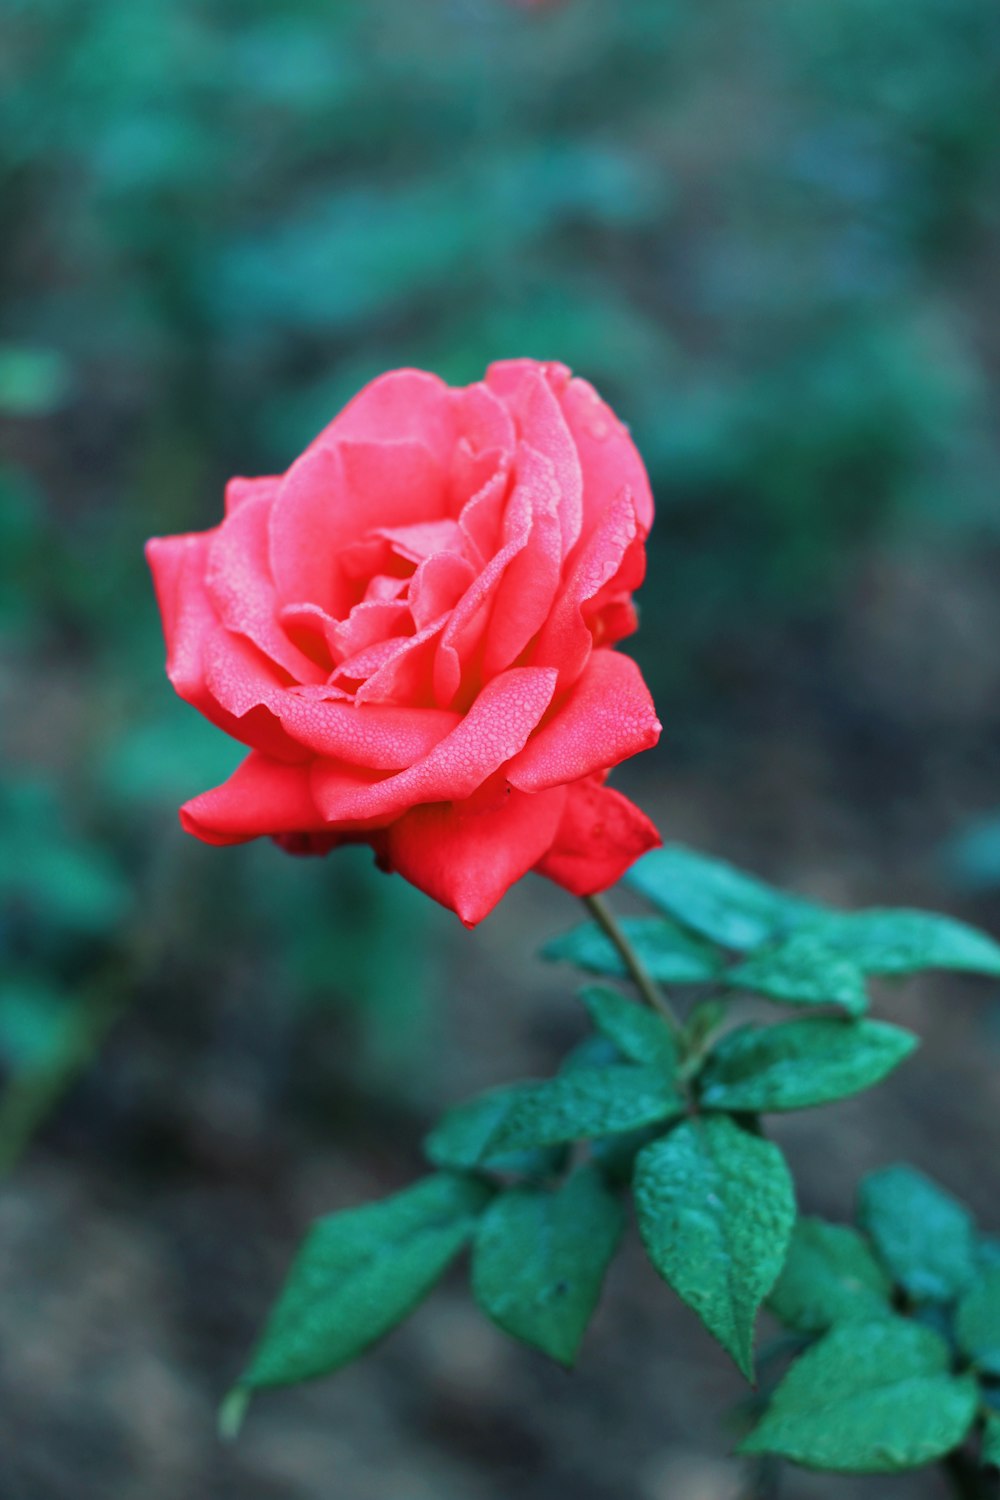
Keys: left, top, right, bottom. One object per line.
{"left": 147, "top": 360, "right": 661, "bottom": 925}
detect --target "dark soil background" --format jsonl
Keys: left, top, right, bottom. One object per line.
{"left": 2, "top": 2, "right": 1000, "bottom": 1496}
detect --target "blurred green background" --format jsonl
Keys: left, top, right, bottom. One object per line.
{"left": 1, "top": 1, "right": 999, "bottom": 1496}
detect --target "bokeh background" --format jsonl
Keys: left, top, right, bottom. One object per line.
{"left": 2, "top": 1, "right": 1000, "bottom": 1495}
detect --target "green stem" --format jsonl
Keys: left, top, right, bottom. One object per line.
{"left": 582, "top": 892, "right": 685, "bottom": 1041}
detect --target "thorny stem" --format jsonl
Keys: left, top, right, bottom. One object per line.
{"left": 582, "top": 892, "right": 685, "bottom": 1042}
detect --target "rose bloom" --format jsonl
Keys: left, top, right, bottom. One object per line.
{"left": 147, "top": 360, "right": 661, "bottom": 925}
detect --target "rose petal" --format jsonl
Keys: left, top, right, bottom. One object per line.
{"left": 146, "top": 531, "right": 217, "bottom": 675}
{"left": 456, "top": 459, "right": 512, "bottom": 568}
{"left": 585, "top": 531, "right": 646, "bottom": 622}
{"left": 147, "top": 532, "right": 303, "bottom": 762}
{"left": 449, "top": 442, "right": 507, "bottom": 523}
{"left": 558, "top": 374, "right": 653, "bottom": 542}
{"left": 531, "top": 486, "right": 642, "bottom": 689}
{"left": 311, "top": 665, "right": 558, "bottom": 822}
{"left": 201, "top": 628, "right": 457, "bottom": 770}
{"left": 332, "top": 635, "right": 413, "bottom": 687}
{"left": 278, "top": 695, "right": 460, "bottom": 768}
{"left": 326, "top": 599, "right": 413, "bottom": 663}
{"left": 307, "top": 368, "right": 458, "bottom": 464}
{"left": 266, "top": 446, "right": 347, "bottom": 617}
{"left": 533, "top": 776, "right": 661, "bottom": 895}
{"left": 373, "top": 519, "right": 462, "bottom": 564}
{"left": 269, "top": 439, "right": 446, "bottom": 615}
{"left": 409, "top": 551, "right": 476, "bottom": 631}
{"left": 225, "top": 475, "right": 281, "bottom": 516}
{"left": 206, "top": 497, "right": 327, "bottom": 682}
{"left": 180, "top": 753, "right": 325, "bottom": 846}
{"left": 352, "top": 614, "right": 447, "bottom": 704}
{"left": 481, "top": 444, "right": 563, "bottom": 677}
{"left": 434, "top": 479, "right": 534, "bottom": 705}
{"left": 453, "top": 380, "right": 517, "bottom": 456}
{"left": 508, "top": 649, "right": 661, "bottom": 792}
{"left": 485, "top": 358, "right": 571, "bottom": 404}
{"left": 487, "top": 361, "right": 582, "bottom": 555}
{"left": 365, "top": 573, "right": 409, "bottom": 603}
{"left": 591, "top": 596, "right": 639, "bottom": 648}
{"left": 276, "top": 601, "right": 340, "bottom": 665}
{"left": 384, "top": 782, "right": 567, "bottom": 926}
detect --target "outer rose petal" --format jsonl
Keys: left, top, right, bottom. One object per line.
{"left": 452, "top": 381, "right": 517, "bottom": 461}
{"left": 146, "top": 533, "right": 303, "bottom": 763}
{"left": 558, "top": 374, "right": 654, "bottom": 541}
{"left": 508, "top": 649, "right": 661, "bottom": 792}
{"left": 146, "top": 531, "right": 217, "bottom": 682}
{"left": 534, "top": 777, "right": 661, "bottom": 896}
{"left": 384, "top": 783, "right": 568, "bottom": 927}
{"left": 224, "top": 475, "right": 281, "bottom": 516}
{"left": 306, "top": 368, "right": 458, "bottom": 464}
{"left": 180, "top": 754, "right": 324, "bottom": 846}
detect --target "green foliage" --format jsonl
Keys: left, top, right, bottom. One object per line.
{"left": 726, "top": 936, "right": 870, "bottom": 1016}
{"left": 858, "top": 1165, "right": 977, "bottom": 1303}
{"left": 229, "top": 837, "right": 998, "bottom": 1481}
{"left": 423, "top": 1083, "right": 561, "bottom": 1176}
{"left": 633, "top": 1116, "right": 796, "bottom": 1378}
{"left": 551, "top": 850, "right": 1000, "bottom": 1035}
{"left": 625, "top": 845, "right": 821, "bottom": 951}
{"left": 471, "top": 1164, "right": 624, "bottom": 1366}
{"left": 578, "top": 984, "right": 677, "bottom": 1069}
{"left": 238, "top": 1174, "right": 492, "bottom": 1391}
{"left": 760, "top": 1168, "right": 1000, "bottom": 1478}
{"left": 956, "top": 1266, "right": 1000, "bottom": 1377}
{"left": 793, "top": 909, "right": 1000, "bottom": 978}
{"left": 768, "top": 1218, "right": 893, "bottom": 1334}
{"left": 742, "top": 1318, "right": 979, "bottom": 1472}
{"left": 478, "top": 1065, "right": 683, "bottom": 1156}
{"left": 697, "top": 1017, "right": 918, "bottom": 1112}
{"left": 626, "top": 845, "right": 1000, "bottom": 980}
{"left": 542, "top": 917, "right": 723, "bottom": 984}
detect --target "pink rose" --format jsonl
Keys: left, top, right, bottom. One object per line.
{"left": 146, "top": 360, "right": 661, "bottom": 925}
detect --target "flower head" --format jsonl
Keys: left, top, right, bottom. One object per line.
{"left": 147, "top": 360, "right": 661, "bottom": 924}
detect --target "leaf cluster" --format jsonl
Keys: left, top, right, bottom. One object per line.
{"left": 745, "top": 1167, "right": 1000, "bottom": 1476}
{"left": 228, "top": 846, "right": 1000, "bottom": 1454}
